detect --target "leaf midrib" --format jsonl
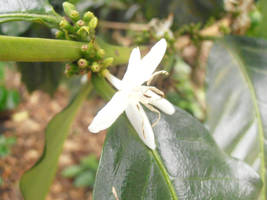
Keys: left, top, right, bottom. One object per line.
{"left": 221, "top": 41, "right": 266, "bottom": 199}
{"left": 152, "top": 150, "right": 178, "bottom": 200}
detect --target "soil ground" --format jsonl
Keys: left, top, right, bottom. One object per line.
{"left": 0, "top": 70, "right": 106, "bottom": 200}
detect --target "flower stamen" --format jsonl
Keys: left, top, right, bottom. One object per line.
{"left": 147, "top": 70, "right": 169, "bottom": 86}
{"left": 144, "top": 103, "right": 161, "bottom": 127}
{"left": 148, "top": 86, "right": 165, "bottom": 97}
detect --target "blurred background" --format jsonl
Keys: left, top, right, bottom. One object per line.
{"left": 0, "top": 0, "right": 266, "bottom": 199}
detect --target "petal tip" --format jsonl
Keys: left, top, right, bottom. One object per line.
{"left": 88, "top": 125, "right": 99, "bottom": 134}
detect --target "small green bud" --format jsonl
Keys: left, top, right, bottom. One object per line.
{"left": 77, "top": 26, "right": 90, "bottom": 37}
{"left": 59, "top": 18, "right": 74, "bottom": 33}
{"left": 77, "top": 58, "right": 89, "bottom": 68}
{"left": 70, "top": 10, "right": 80, "bottom": 21}
{"left": 250, "top": 9, "right": 262, "bottom": 26}
{"left": 102, "top": 57, "right": 114, "bottom": 68}
{"left": 97, "top": 49, "right": 105, "bottom": 58}
{"left": 65, "top": 63, "right": 79, "bottom": 77}
{"left": 91, "top": 62, "right": 101, "bottom": 72}
{"left": 89, "top": 17, "right": 98, "bottom": 29}
{"left": 63, "top": 2, "right": 80, "bottom": 21}
{"left": 83, "top": 11, "right": 94, "bottom": 22}
{"left": 55, "top": 30, "right": 65, "bottom": 39}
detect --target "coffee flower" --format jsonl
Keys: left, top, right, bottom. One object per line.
{"left": 88, "top": 39, "right": 175, "bottom": 149}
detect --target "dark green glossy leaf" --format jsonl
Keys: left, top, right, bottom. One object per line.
{"left": 20, "top": 83, "right": 92, "bottom": 200}
{"left": 93, "top": 107, "right": 262, "bottom": 200}
{"left": 137, "top": 0, "right": 224, "bottom": 27}
{"left": 0, "top": 0, "right": 61, "bottom": 28}
{"left": 206, "top": 35, "right": 267, "bottom": 199}
{"left": 18, "top": 62, "right": 64, "bottom": 95}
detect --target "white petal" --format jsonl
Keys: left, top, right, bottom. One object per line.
{"left": 125, "top": 103, "right": 156, "bottom": 150}
{"left": 104, "top": 71, "right": 123, "bottom": 90}
{"left": 138, "top": 38, "right": 167, "bottom": 84}
{"left": 122, "top": 39, "right": 167, "bottom": 87}
{"left": 121, "top": 47, "right": 141, "bottom": 87}
{"left": 88, "top": 91, "right": 128, "bottom": 133}
{"left": 145, "top": 90, "right": 175, "bottom": 115}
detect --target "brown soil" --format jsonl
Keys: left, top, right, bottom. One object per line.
{"left": 0, "top": 71, "right": 106, "bottom": 200}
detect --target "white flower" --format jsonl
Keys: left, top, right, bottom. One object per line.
{"left": 88, "top": 39, "right": 175, "bottom": 150}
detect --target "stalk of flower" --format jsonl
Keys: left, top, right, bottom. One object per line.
{"left": 88, "top": 39, "right": 175, "bottom": 150}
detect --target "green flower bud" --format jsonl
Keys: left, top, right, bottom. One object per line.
{"left": 77, "top": 26, "right": 90, "bottom": 38}
{"left": 250, "top": 9, "right": 262, "bottom": 26}
{"left": 63, "top": 2, "right": 80, "bottom": 21}
{"left": 78, "top": 58, "right": 89, "bottom": 68}
{"left": 83, "top": 11, "right": 94, "bottom": 22}
{"left": 65, "top": 63, "right": 79, "bottom": 77}
{"left": 102, "top": 57, "right": 114, "bottom": 68}
{"left": 55, "top": 30, "right": 65, "bottom": 39}
{"left": 70, "top": 10, "right": 80, "bottom": 22}
{"left": 59, "top": 18, "right": 74, "bottom": 33}
{"left": 97, "top": 48, "right": 105, "bottom": 58}
{"left": 91, "top": 62, "right": 101, "bottom": 72}
{"left": 89, "top": 17, "right": 98, "bottom": 29}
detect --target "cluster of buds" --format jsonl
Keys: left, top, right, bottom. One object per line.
{"left": 56, "top": 2, "right": 98, "bottom": 42}
{"left": 57, "top": 2, "right": 114, "bottom": 77}
{"left": 65, "top": 41, "right": 114, "bottom": 77}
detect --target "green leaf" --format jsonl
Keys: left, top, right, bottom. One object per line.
{"left": 0, "top": 0, "right": 61, "bottom": 28}
{"left": 4, "top": 90, "right": 20, "bottom": 110}
{"left": 20, "top": 83, "right": 92, "bottom": 200}
{"left": 0, "top": 86, "right": 8, "bottom": 111}
{"left": 206, "top": 35, "right": 267, "bottom": 199}
{"left": 18, "top": 62, "right": 64, "bottom": 95}
{"left": 62, "top": 165, "right": 84, "bottom": 178}
{"left": 93, "top": 107, "right": 262, "bottom": 200}
{"left": 137, "top": 0, "right": 224, "bottom": 27}
{"left": 74, "top": 171, "right": 95, "bottom": 187}
{"left": 81, "top": 155, "right": 98, "bottom": 170}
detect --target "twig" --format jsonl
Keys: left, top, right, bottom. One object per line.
{"left": 112, "top": 186, "right": 119, "bottom": 200}
{"left": 175, "top": 17, "right": 231, "bottom": 50}
{"left": 99, "top": 20, "right": 149, "bottom": 31}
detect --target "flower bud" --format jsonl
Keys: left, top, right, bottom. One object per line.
{"left": 63, "top": 2, "right": 80, "bottom": 21}
{"left": 91, "top": 62, "right": 101, "bottom": 72}
{"left": 77, "top": 26, "right": 90, "bottom": 37}
{"left": 102, "top": 57, "right": 114, "bottom": 68}
{"left": 59, "top": 18, "right": 74, "bottom": 33}
{"left": 55, "top": 30, "right": 65, "bottom": 39}
{"left": 97, "top": 49, "right": 105, "bottom": 58}
{"left": 78, "top": 58, "right": 89, "bottom": 68}
{"left": 89, "top": 17, "right": 98, "bottom": 29}
{"left": 65, "top": 63, "right": 79, "bottom": 77}
{"left": 83, "top": 11, "right": 94, "bottom": 22}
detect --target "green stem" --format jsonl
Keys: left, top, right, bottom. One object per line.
{"left": 0, "top": 36, "right": 83, "bottom": 62}
{"left": 0, "top": 36, "right": 132, "bottom": 64}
